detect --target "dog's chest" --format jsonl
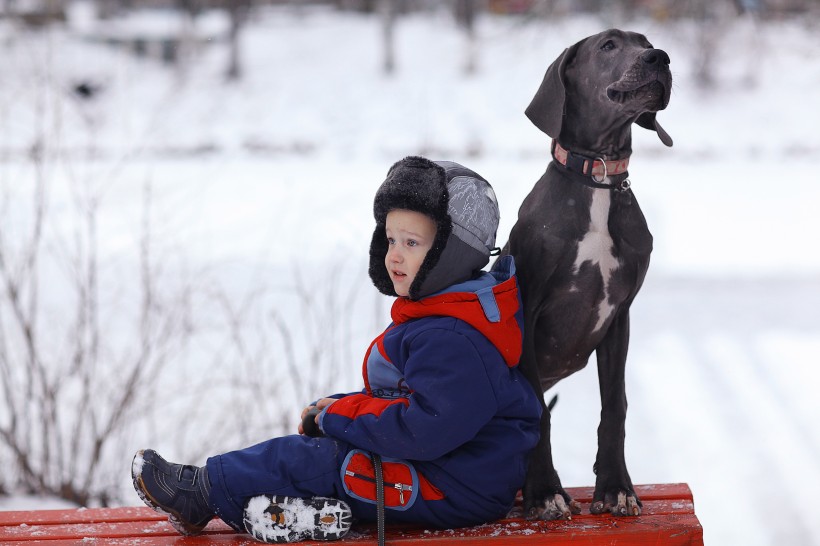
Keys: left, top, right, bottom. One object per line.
{"left": 571, "top": 187, "right": 620, "bottom": 332}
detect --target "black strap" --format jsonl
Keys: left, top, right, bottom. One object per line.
{"left": 370, "top": 453, "right": 386, "bottom": 546}
{"left": 570, "top": 174, "right": 632, "bottom": 192}
{"left": 550, "top": 140, "right": 631, "bottom": 192}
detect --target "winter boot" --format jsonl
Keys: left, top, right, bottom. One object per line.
{"left": 243, "top": 495, "right": 353, "bottom": 543}
{"left": 131, "top": 449, "right": 214, "bottom": 535}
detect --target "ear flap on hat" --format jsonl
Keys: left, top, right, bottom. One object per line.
{"left": 636, "top": 112, "right": 674, "bottom": 147}
{"left": 524, "top": 40, "right": 584, "bottom": 139}
{"left": 369, "top": 224, "right": 398, "bottom": 297}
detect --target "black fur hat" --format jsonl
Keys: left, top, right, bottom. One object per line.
{"left": 369, "top": 156, "right": 500, "bottom": 300}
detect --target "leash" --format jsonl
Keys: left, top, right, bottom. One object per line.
{"left": 551, "top": 139, "right": 632, "bottom": 192}
{"left": 370, "top": 453, "right": 386, "bottom": 546}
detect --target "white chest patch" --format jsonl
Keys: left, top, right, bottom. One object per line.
{"left": 572, "top": 186, "right": 620, "bottom": 333}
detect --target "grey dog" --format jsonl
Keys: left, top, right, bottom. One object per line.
{"left": 500, "top": 29, "right": 673, "bottom": 520}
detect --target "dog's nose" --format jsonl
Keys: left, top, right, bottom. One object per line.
{"left": 642, "top": 49, "right": 670, "bottom": 66}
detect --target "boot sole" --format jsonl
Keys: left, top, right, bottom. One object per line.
{"left": 243, "top": 495, "right": 353, "bottom": 543}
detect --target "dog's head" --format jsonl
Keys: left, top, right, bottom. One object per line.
{"left": 526, "top": 29, "right": 673, "bottom": 150}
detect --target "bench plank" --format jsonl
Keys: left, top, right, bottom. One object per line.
{"left": 0, "top": 483, "right": 703, "bottom": 545}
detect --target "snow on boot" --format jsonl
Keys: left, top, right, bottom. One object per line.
{"left": 131, "top": 449, "right": 214, "bottom": 536}
{"left": 243, "top": 495, "right": 353, "bottom": 543}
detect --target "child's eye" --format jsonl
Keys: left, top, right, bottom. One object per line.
{"left": 407, "top": 240, "right": 418, "bottom": 247}
{"left": 387, "top": 237, "right": 395, "bottom": 245}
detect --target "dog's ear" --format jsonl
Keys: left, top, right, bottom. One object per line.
{"left": 525, "top": 41, "right": 582, "bottom": 138}
{"left": 636, "top": 112, "right": 673, "bottom": 147}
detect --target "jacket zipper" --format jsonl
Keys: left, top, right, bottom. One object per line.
{"left": 344, "top": 470, "right": 413, "bottom": 505}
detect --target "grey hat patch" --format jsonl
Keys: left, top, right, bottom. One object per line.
{"left": 447, "top": 176, "right": 500, "bottom": 255}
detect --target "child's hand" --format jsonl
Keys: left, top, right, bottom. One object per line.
{"left": 298, "top": 398, "right": 337, "bottom": 435}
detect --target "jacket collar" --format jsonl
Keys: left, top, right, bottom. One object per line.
{"left": 390, "top": 256, "right": 522, "bottom": 367}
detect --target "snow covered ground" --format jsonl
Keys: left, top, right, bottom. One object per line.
{"left": 1, "top": 3, "right": 819, "bottom": 545}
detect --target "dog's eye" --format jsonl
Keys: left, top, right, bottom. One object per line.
{"left": 601, "top": 40, "right": 615, "bottom": 51}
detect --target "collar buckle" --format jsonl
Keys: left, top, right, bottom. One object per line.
{"left": 551, "top": 139, "right": 632, "bottom": 191}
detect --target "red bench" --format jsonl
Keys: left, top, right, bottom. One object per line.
{"left": 0, "top": 483, "right": 703, "bottom": 545}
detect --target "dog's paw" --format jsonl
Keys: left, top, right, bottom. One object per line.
{"left": 590, "top": 490, "right": 642, "bottom": 517}
{"left": 525, "top": 494, "right": 582, "bottom": 521}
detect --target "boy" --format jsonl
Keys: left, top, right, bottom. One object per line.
{"left": 132, "top": 156, "right": 542, "bottom": 543}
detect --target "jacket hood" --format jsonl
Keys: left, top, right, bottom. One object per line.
{"left": 389, "top": 256, "right": 522, "bottom": 367}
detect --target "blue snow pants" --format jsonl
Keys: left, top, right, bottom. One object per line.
{"left": 205, "top": 434, "right": 512, "bottom": 532}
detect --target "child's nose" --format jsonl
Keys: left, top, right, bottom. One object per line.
{"left": 387, "top": 245, "right": 403, "bottom": 263}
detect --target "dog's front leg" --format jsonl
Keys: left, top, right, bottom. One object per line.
{"left": 518, "top": 317, "right": 582, "bottom": 521}
{"left": 591, "top": 309, "right": 642, "bottom": 516}
{"left": 522, "top": 404, "right": 582, "bottom": 520}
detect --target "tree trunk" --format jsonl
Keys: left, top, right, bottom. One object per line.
{"left": 226, "top": 0, "right": 250, "bottom": 82}
{"left": 455, "top": 0, "right": 477, "bottom": 75}
{"left": 379, "top": 0, "right": 397, "bottom": 75}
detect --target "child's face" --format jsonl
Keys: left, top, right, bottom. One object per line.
{"left": 385, "top": 209, "right": 437, "bottom": 297}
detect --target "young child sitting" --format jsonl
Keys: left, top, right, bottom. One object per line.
{"left": 132, "top": 156, "right": 542, "bottom": 543}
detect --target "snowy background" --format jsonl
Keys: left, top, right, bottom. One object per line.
{"left": 1, "top": 2, "right": 819, "bottom": 546}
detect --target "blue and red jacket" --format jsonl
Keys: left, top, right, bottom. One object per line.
{"left": 318, "top": 256, "right": 541, "bottom": 523}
